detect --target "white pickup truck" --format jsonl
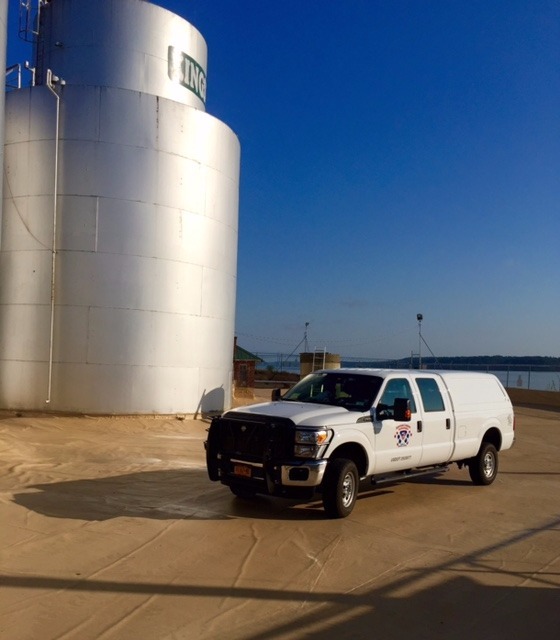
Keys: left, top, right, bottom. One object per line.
{"left": 205, "top": 369, "right": 515, "bottom": 517}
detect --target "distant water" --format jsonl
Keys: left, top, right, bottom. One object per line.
{"left": 258, "top": 357, "right": 560, "bottom": 393}
{"left": 494, "top": 370, "right": 560, "bottom": 392}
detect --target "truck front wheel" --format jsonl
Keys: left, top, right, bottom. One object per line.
{"left": 469, "top": 442, "right": 498, "bottom": 485}
{"left": 322, "top": 458, "right": 359, "bottom": 518}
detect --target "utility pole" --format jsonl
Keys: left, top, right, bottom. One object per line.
{"left": 417, "top": 314, "right": 423, "bottom": 369}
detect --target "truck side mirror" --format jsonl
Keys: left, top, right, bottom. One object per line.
{"left": 394, "top": 398, "right": 411, "bottom": 421}
{"left": 375, "top": 403, "right": 391, "bottom": 421}
{"left": 271, "top": 388, "right": 282, "bottom": 401}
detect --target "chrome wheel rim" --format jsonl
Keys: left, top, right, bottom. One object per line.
{"left": 483, "top": 452, "right": 495, "bottom": 478}
{"left": 342, "top": 472, "right": 355, "bottom": 507}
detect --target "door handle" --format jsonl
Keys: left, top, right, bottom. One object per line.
{"left": 417, "top": 421, "right": 423, "bottom": 433}
{"left": 446, "top": 418, "right": 451, "bottom": 429}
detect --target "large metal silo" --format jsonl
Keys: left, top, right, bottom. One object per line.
{"left": 0, "top": 0, "right": 240, "bottom": 414}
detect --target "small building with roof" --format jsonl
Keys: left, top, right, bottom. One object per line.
{"left": 233, "top": 338, "right": 263, "bottom": 398}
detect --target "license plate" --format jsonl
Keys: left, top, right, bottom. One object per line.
{"left": 233, "top": 464, "right": 252, "bottom": 478}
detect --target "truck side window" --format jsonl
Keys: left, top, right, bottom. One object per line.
{"left": 377, "top": 379, "right": 416, "bottom": 418}
{"left": 416, "top": 378, "right": 445, "bottom": 412}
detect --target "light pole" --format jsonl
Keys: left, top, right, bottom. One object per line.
{"left": 417, "top": 314, "right": 423, "bottom": 369}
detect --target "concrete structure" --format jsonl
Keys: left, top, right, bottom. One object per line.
{"left": 0, "top": 0, "right": 240, "bottom": 414}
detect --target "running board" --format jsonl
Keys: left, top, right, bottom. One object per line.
{"left": 370, "top": 464, "right": 449, "bottom": 486}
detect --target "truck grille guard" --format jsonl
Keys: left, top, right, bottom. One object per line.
{"left": 206, "top": 413, "right": 296, "bottom": 483}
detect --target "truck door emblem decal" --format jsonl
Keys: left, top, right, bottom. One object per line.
{"left": 395, "top": 424, "right": 412, "bottom": 447}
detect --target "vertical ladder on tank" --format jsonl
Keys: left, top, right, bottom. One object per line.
{"left": 312, "top": 348, "right": 326, "bottom": 372}
{"left": 19, "top": 0, "right": 41, "bottom": 42}
{"left": 18, "top": 1, "right": 43, "bottom": 85}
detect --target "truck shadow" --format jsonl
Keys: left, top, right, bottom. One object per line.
{"left": 12, "top": 468, "right": 329, "bottom": 521}
{"left": 12, "top": 466, "right": 480, "bottom": 522}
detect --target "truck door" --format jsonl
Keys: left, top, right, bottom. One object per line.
{"left": 414, "top": 376, "right": 453, "bottom": 465}
{"left": 371, "top": 377, "right": 423, "bottom": 473}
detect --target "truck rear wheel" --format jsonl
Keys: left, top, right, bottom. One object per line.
{"left": 469, "top": 442, "right": 498, "bottom": 485}
{"left": 322, "top": 458, "right": 358, "bottom": 518}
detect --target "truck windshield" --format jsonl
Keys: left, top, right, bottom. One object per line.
{"left": 282, "top": 372, "right": 383, "bottom": 412}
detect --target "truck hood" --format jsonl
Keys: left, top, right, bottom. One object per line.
{"left": 225, "top": 401, "right": 367, "bottom": 427}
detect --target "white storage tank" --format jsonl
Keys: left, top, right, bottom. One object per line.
{"left": 0, "top": 0, "right": 240, "bottom": 414}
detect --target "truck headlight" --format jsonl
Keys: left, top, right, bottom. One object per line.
{"left": 295, "top": 429, "right": 330, "bottom": 445}
{"left": 294, "top": 429, "right": 331, "bottom": 458}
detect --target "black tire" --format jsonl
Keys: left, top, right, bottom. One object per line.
{"left": 322, "top": 458, "right": 359, "bottom": 518}
{"left": 469, "top": 442, "right": 498, "bottom": 485}
{"left": 229, "top": 484, "right": 257, "bottom": 499}
{"left": 206, "top": 418, "right": 221, "bottom": 481}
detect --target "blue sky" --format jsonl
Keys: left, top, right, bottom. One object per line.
{"left": 6, "top": 0, "right": 560, "bottom": 359}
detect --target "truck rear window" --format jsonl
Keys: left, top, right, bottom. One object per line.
{"left": 416, "top": 378, "right": 446, "bottom": 412}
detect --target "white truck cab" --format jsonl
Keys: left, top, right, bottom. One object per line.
{"left": 205, "top": 369, "right": 515, "bottom": 518}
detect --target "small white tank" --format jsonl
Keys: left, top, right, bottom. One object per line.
{"left": 0, "top": 0, "right": 240, "bottom": 414}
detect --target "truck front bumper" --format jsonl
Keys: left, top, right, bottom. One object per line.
{"left": 213, "top": 456, "right": 328, "bottom": 497}
{"left": 280, "top": 459, "right": 328, "bottom": 487}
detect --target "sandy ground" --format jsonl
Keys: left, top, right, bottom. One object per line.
{"left": 1, "top": 397, "right": 559, "bottom": 639}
